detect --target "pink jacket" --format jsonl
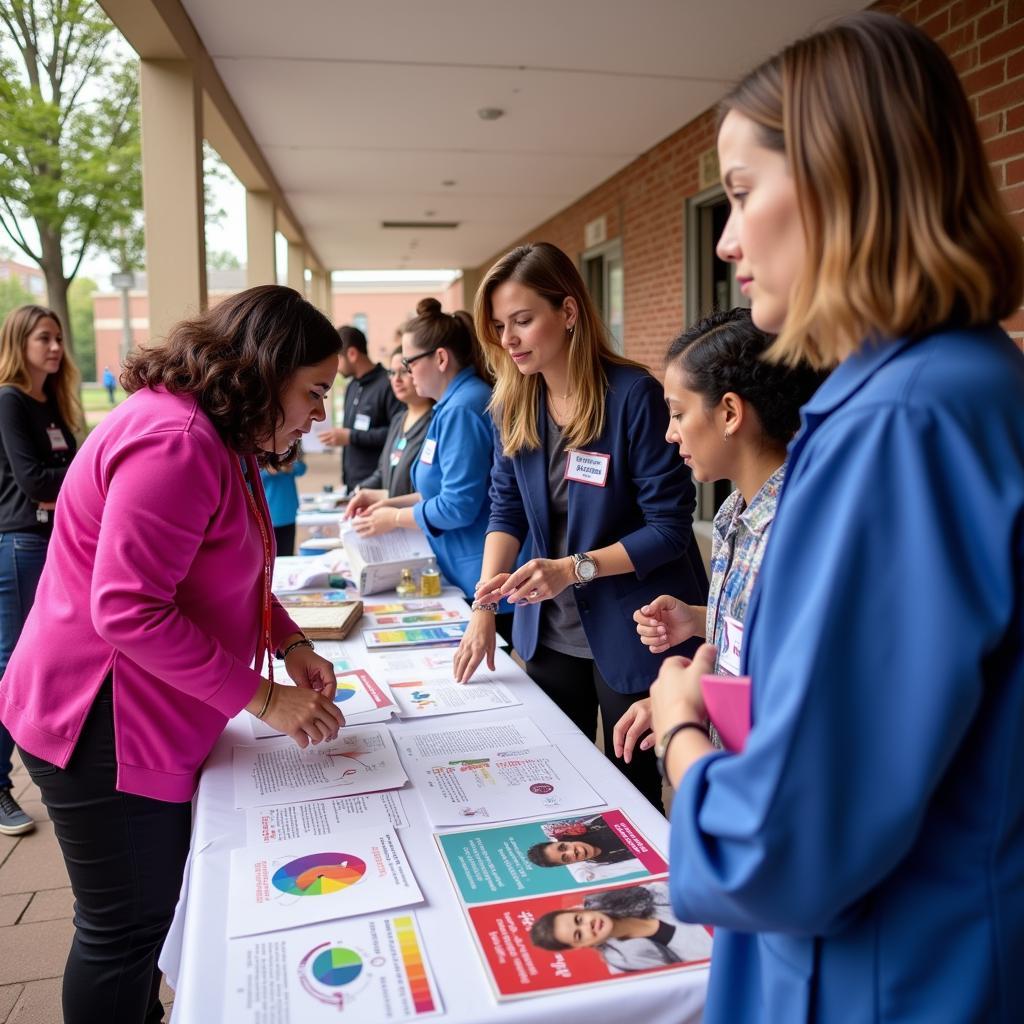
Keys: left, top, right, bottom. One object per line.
{"left": 0, "top": 388, "right": 299, "bottom": 801}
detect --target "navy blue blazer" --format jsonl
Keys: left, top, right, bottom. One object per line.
{"left": 487, "top": 361, "right": 708, "bottom": 693}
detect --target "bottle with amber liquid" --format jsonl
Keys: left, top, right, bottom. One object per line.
{"left": 396, "top": 567, "right": 417, "bottom": 599}
{"left": 419, "top": 558, "right": 441, "bottom": 597}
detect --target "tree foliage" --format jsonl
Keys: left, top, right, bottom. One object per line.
{"left": 0, "top": 0, "right": 142, "bottom": 352}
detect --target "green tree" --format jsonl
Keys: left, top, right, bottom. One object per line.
{"left": 0, "top": 0, "right": 142, "bottom": 356}
{"left": 67, "top": 274, "right": 96, "bottom": 379}
{"left": 0, "top": 274, "right": 34, "bottom": 321}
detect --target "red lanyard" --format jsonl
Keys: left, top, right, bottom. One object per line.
{"left": 237, "top": 456, "right": 274, "bottom": 684}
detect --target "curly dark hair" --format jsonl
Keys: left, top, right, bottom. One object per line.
{"left": 666, "top": 308, "right": 827, "bottom": 446}
{"left": 122, "top": 285, "right": 340, "bottom": 466}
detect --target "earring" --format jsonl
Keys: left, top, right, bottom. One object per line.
{"left": 723, "top": 430, "right": 732, "bottom": 440}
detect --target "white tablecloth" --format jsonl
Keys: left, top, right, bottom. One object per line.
{"left": 163, "top": 648, "right": 708, "bottom": 1023}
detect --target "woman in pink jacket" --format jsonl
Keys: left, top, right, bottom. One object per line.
{"left": 0, "top": 285, "right": 345, "bottom": 1024}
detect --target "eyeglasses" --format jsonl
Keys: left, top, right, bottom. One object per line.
{"left": 386, "top": 367, "right": 412, "bottom": 379}
{"left": 400, "top": 347, "right": 440, "bottom": 372}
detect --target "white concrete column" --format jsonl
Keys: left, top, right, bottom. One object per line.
{"left": 245, "top": 191, "right": 276, "bottom": 286}
{"left": 139, "top": 59, "right": 207, "bottom": 341}
{"left": 286, "top": 241, "right": 306, "bottom": 295}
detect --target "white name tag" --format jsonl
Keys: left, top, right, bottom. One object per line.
{"left": 47, "top": 426, "right": 68, "bottom": 452}
{"left": 564, "top": 449, "right": 610, "bottom": 487}
{"left": 718, "top": 615, "right": 744, "bottom": 676}
{"left": 420, "top": 438, "right": 437, "bottom": 465}
{"left": 353, "top": 413, "right": 371, "bottom": 431}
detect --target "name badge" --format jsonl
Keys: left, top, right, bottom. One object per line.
{"left": 718, "top": 615, "right": 744, "bottom": 676}
{"left": 564, "top": 449, "right": 610, "bottom": 487}
{"left": 47, "top": 425, "right": 68, "bottom": 452}
{"left": 353, "top": 413, "right": 371, "bottom": 431}
{"left": 420, "top": 438, "right": 437, "bottom": 465}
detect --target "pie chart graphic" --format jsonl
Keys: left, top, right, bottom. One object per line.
{"left": 272, "top": 853, "right": 366, "bottom": 896}
{"left": 334, "top": 678, "right": 359, "bottom": 702}
{"left": 311, "top": 946, "right": 363, "bottom": 987}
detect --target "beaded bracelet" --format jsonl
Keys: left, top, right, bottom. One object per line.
{"left": 281, "top": 637, "right": 314, "bottom": 658}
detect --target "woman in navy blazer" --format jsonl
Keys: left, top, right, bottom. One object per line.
{"left": 454, "top": 242, "right": 707, "bottom": 806}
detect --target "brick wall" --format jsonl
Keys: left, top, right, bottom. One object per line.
{"left": 472, "top": 0, "right": 1024, "bottom": 364}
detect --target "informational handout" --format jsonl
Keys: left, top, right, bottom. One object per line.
{"left": 341, "top": 523, "right": 434, "bottom": 595}
{"left": 394, "top": 717, "right": 549, "bottom": 760}
{"left": 388, "top": 677, "right": 520, "bottom": 719}
{"left": 246, "top": 792, "right": 409, "bottom": 847}
{"left": 233, "top": 726, "right": 408, "bottom": 809}
{"left": 436, "top": 810, "right": 668, "bottom": 905}
{"left": 226, "top": 825, "right": 423, "bottom": 938}
{"left": 272, "top": 553, "right": 351, "bottom": 593}
{"left": 362, "top": 596, "right": 470, "bottom": 627}
{"left": 408, "top": 744, "right": 603, "bottom": 827}
{"left": 225, "top": 913, "right": 441, "bottom": 1022}
{"left": 465, "top": 876, "right": 711, "bottom": 1000}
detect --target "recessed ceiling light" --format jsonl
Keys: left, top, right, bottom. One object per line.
{"left": 477, "top": 107, "right": 504, "bottom": 121}
{"left": 424, "top": 210, "right": 436, "bottom": 217}
{"left": 441, "top": 180, "right": 456, "bottom": 187}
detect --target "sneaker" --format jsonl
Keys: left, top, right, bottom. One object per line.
{"left": 0, "top": 785, "right": 35, "bottom": 836}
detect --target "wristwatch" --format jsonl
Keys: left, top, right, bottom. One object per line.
{"left": 571, "top": 552, "right": 598, "bottom": 586}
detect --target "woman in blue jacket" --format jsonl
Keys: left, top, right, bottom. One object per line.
{"left": 351, "top": 299, "right": 512, "bottom": 629}
{"left": 650, "top": 13, "right": 1024, "bottom": 1022}
{"left": 453, "top": 242, "right": 707, "bottom": 807}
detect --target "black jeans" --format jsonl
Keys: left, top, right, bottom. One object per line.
{"left": 525, "top": 643, "right": 664, "bottom": 811}
{"left": 273, "top": 523, "right": 296, "bottom": 557}
{"left": 17, "top": 681, "right": 192, "bottom": 1024}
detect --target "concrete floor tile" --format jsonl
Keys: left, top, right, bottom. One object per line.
{"left": 0, "top": 984, "right": 22, "bottom": 1023}
{"left": 19, "top": 890, "right": 73, "bottom": 925}
{"left": 7, "top": 978, "right": 61, "bottom": 1024}
{"left": 0, "top": 895, "right": 30, "bottom": 928}
{"left": 0, "top": 919, "right": 73, "bottom": 985}
{"left": 0, "top": 835, "right": 17, "bottom": 871}
{"left": 0, "top": 823, "right": 68, "bottom": 896}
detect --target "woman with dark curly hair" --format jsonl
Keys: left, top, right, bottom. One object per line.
{"left": 612, "top": 307, "right": 825, "bottom": 761}
{"left": 0, "top": 285, "right": 346, "bottom": 1024}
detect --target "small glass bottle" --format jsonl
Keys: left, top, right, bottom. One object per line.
{"left": 419, "top": 558, "right": 441, "bottom": 597}
{"left": 396, "top": 567, "right": 417, "bottom": 599}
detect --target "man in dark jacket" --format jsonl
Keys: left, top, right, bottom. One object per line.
{"left": 319, "top": 325, "right": 403, "bottom": 491}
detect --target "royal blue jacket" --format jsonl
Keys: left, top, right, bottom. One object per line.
{"left": 487, "top": 361, "right": 708, "bottom": 693}
{"left": 670, "top": 327, "right": 1024, "bottom": 1022}
{"left": 412, "top": 368, "right": 499, "bottom": 599}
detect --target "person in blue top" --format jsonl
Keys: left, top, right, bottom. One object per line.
{"left": 259, "top": 444, "right": 307, "bottom": 556}
{"left": 648, "top": 13, "right": 1024, "bottom": 1022}
{"left": 350, "top": 298, "right": 512, "bottom": 634}
{"left": 453, "top": 242, "right": 708, "bottom": 809}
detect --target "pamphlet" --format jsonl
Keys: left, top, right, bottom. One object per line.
{"left": 388, "top": 677, "right": 520, "bottom": 719}
{"left": 246, "top": 792, "right": 409, "bottom": 847}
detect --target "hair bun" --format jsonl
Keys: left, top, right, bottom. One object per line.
{"left": 416, "top": 297, "right": 442, "bottom": 317}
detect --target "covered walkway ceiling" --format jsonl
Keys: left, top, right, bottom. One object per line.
{"left": 132, "top": 0, "right": 867, "bottom": 270}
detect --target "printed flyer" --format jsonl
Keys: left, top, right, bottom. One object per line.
{"left": 388, "top": 678, "right": 520, "bottom": 719}
{"left": 465, "top": 877, "right": 712, "bottom": 999}
{"left": 363, "top": 623, "right": 468, "bottom": 649}
{"left": 225, "top": 913, "right": 441, "bottom": 1022}
{"left": 395, "top": 718, "right": 549, "bottom": 760}
{"left": 436, "top": 810, "right": 668, "bottom": 904}
{"left": 227, "top": 825, "right": 423, "bottom": 938}
{"left": 233, "top": 726, "right": 408, "bottom": 809}
{"left": 408, "top": 744, "right": 603, "bottom": 827}
{"left": 246, "top": 792, "right": 408, "bottom": 847}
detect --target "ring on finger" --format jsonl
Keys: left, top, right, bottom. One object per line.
{"left": 528, "top": 588, "right": 540, "bottom": 600}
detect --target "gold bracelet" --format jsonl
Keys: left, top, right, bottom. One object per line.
{"left": 254, "top": 682, "right": 274, "bottom": 720}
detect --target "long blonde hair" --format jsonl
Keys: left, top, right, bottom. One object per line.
{"left": 721, "top": 12, "right": 1024, "bottom": 368}
{"left": 474, "top": 242, "right": 640, "bottom": 456}
{"left": 0, "top": 305, "right": 84, "bottom": 432}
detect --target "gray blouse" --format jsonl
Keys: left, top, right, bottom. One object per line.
{"left": 357, "top": 407, "right": 432, "bottom": 497}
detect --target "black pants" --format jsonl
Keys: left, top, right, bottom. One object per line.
{"left": 273, "top": 523, "right": 296, "bottom": 557}
{"left": 17, "top": 682, "right": 192, "bottom": 1024}
{"left": 525, "top": 644, "right": 663, "bottom": 811}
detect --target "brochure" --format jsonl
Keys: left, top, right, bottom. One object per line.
{"left": 363, "top": 623, "right": 468, "bottom": 649}
{"left": 436, "top": 809, "right": 668, "bottom": 905}
{"left": 246, "top": 792, "right": 409, "bottom": 847}
{"left": 394, "top": 718, "right": 549, "bottom": 760}
{"left": 388, "top": 677, "right": 520, "bottom": 719}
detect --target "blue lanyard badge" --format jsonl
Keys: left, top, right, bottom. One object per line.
{"left": 389, "top": 435, "right": 407, "bottom": 467}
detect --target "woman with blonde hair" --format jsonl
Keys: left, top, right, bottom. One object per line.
{"left": 0, "top": 305, "right": 82, "bottom": 836}
{"left": 649, "top": 13, "right": 1024, "bottom": 1021}
{"left": 453, "top": 242, "right": 707, "bottom": 808}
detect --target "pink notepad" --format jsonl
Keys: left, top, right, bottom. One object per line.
{"left": 701, "top": 674, "right": 751, "bottom": 752}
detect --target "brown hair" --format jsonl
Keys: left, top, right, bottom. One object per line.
{"left": 475, "top": 242, "right": 641, "bottom": 456}
{"left": 122, "top": 285, "right": 340, "bottom": 465}
{"left": 0, "top": 305, "right": 84, "bottom": 434}
{"left": 721, "top": 11, "right": 1024, "bottom": 368}
{"left": 403, "top": 297, "right": 492, "bottom": 383}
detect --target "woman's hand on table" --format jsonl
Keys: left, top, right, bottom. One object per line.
{"left": 344, "top": 488, "right": 386, "bottom": 519}
{"left": 353, "top": 506, "right": 398, "bottom": 537}
{"left": 452, "top": 611, "right": 497, "bottom": 683}
{"left": 259, "top": 682, "right": 344, "bottom": 748}
{"left": 612, "top": 698, "right": 654, "bottom": 764}
{"left": 285, "top": 645, "right": 338, "bottom": 701}
{"left": 634, "top": 596, "right": 703, "bottom": 654}
{"left": 498, "top": 557, "right": 575, "bottom": 604}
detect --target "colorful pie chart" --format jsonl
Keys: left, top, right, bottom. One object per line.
{"left": 334, "top": 678, "right": 358, "bottom": 702}
{"left": 311, "top": 946, "right": 363, "bottom": 987}
{"left": 272, "top": 853, "right": 366, "bottom": 896}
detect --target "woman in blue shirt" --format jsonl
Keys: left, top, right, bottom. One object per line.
{"left": 650, "top": 13, "right": 1024, "bottom": 1022}
{"left": 453, "top": 242, "right": 708, "bottom": 808}
{"left": 351, "top": 299, "right": 510, "bottom": 627}
{"left": 259, "top": 445, "right": 307, "bottom": 556}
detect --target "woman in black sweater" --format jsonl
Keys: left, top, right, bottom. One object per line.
{"left": 0, "top": 305, "right": 81, "bottom": 835}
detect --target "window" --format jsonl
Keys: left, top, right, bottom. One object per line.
{"left": 581, "top": 239, "right": 624, "bottom": 353}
